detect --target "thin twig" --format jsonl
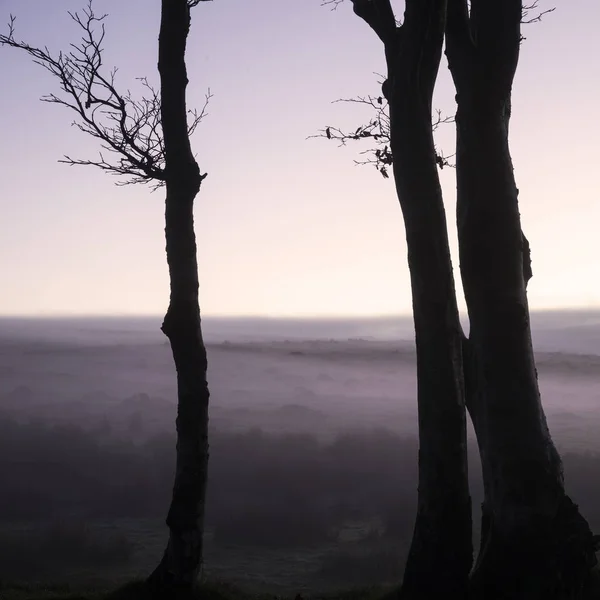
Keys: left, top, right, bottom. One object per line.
{"left": 310, "top": 93, "right": 454, "bottom": 178}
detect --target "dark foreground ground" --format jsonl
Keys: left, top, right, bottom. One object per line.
{"left": 0, "top": 581, "right": 390, "bottom": 600}
{"left": 3, "top": 573, "right": 600, "bottom": 600}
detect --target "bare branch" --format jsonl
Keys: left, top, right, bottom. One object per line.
{"left": 522, "top": 1, "right": 556, "bottom": 24}
{"left": 310, "top": 91, "right": 454, "bottom": 179}
{"left": 0, "top": 0, "right": 209, "bottom": 187}
{"left": 520, "top": 1, "right": 555, "bottom": 41}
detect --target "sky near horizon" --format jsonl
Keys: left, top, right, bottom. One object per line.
{"left": 0, "top": 0, "right": 598, "bottom": 317}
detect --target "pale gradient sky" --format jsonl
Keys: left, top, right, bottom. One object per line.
{"left": 0, "top": 0, "right": 598, "bottom": 317}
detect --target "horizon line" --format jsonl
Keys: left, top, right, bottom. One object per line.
{"left": 0, "top": 307, "right": 599, "bottom": 320}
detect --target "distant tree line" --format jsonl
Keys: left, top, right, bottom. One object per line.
{"left": 1, "top": 414, "right": 600, "bottom": 546}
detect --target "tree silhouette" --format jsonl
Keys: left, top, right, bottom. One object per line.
{"left": 1, "top": 0, "right": 213, "bottom": 595}
{"left": 322, "top": 1, "right": 474, "bottom": 597}
{"left": 446, "top": 0, "right": 597, "bottom": 597}
{"left": 322, "top": 0, "right": 599, "bottom": 598}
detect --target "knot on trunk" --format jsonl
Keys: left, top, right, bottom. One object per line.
{"left": 382, "top": 78, "right": 392, "bottom": 102}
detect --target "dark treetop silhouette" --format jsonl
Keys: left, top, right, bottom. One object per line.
{"left": 1, "top": 0, "right": 213, "bottom": 596}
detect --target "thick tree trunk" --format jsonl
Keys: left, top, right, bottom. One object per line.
{"left": 455, "top": 92, "right": 597, "bottom": 599}
{"left": 444, "top": 4, "right": 597, "bottom": 595}
{"left": 147, "top": 1, "right": 210, "bottom": 596}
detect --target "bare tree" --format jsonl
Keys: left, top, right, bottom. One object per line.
{"left": 1, "top": 0, "right": 213, "bottom": 595}
{"left": 445, "top": 0, "right": 598, "bottom": 597}
{"left": 323, "top": 0, "right": 599, "bottom": 597}
{"left": 322, "top": 2, "right": 473, "bottom": 597}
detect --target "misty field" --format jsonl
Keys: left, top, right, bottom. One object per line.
{"left": 1, "top": 315, "right": 600, "bottom": 594}
{"left": 1, "top": 415, "right": 600, "bottom": 593}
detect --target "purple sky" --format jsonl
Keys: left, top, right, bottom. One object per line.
{"left": 0, "top": 0, "right": 598, "bottom": 316}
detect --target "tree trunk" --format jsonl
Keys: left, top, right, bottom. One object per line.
{"left": 461, "top": 101, "right": 528, "bottom": 573}
{"left": 344, "top": 3, "right": 473, "bottom": 592}
{"left": 461, "top": 332, "right": 492, "bottom": 568}
{"left": 391, "top": 90, "right": 472, "bottom": 599}
{"left": 455, "top": 86, "right": 597, "bottom": 600}
{"left": 366, "top": 2, "right": 472, "bottom": 595}
{"left": 444, "top": 4, "right": 597, "bottom": 595}
{"left": 463, "top": 215, "right": 533, "bottom": 574}
{"left": 147, "top": 0, "right": 210, "bottom": 596}
{"left": 149, "top": 188, "right": 209, "bottom": 595}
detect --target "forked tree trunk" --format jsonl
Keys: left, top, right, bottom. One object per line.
{"left": 348, "top": 1, "right": 472, "bottom": 596}
{"left": 446, "top": 2, "right": 597, "bottom": 596}
{"left": 148, "top": 0, "right": 210, "bottom": 595}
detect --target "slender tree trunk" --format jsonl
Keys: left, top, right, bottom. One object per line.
{"left": 461, "top": 332, "right": 492, "bottom": 566}
{"left": 464, "top": 231, "right": 534, "bottom": 570}
{"left": 148, "top": 0, "right": 210, "bottom": 595}
{"left": 391, "top": 89, "right": 472, "bottom": 599}
{"left": 461, "top": 96, "right": 533, "bottom": 572}
{"left": 454, "top": 75, "right": 597, "bottom": 600}
{"left": 148, "top": 185, "right": 209, "bottom": 594}
{"left": 341, "top": 4, "right": 472, "bottom": 592}
{"left": 356, "top": 2, "right": 472, "bottom": 595}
